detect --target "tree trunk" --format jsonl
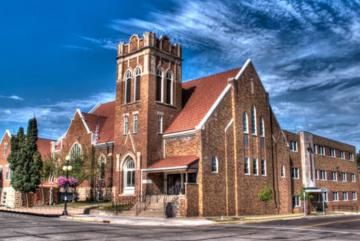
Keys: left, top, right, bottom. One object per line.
{"left": 41, "top": 187, "right": 45, "bottom": 205}
{"left": 49, "top": 187, "right": 53, "bottom": 205}
{"left": 25, "top": 193, "right": 29, "bottom": 208}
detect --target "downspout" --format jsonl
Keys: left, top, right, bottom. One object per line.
{"left": 269, "top": 106, "right": 279, "bottom": 209}
{"left": 224, "top": 118, "right": 234, "bottom": 217}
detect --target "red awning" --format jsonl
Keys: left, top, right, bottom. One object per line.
{"left": 143, "top": 155, "right": 199, "bottom": 172}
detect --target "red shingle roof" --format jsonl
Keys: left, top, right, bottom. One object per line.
{"left": 147, "top": 155, "right": 199, "bottom": 170}
{"left": 83, "top": 101, "right": 115, "bottom": 143}
{"left": 37, "top": 138, "right": 53, "bottom": 160}
{"left": 165, "top": 68, "right": 240, "bottom": 134}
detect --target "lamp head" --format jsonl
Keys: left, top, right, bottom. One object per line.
{"left": 62, "top": 166, "right": 67, "bottom": 172}
{"left": 67, "top": 166, "right": 73, "bottom": 172}
{"left": 65, "top": 155, "right": 71, "bottom": 162}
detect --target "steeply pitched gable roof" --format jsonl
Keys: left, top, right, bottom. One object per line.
{"left": 37, "top": 138, "right": 54, "bottom": 160}
{"left": 165, "top": 68, "right": 241, "bottom": 134}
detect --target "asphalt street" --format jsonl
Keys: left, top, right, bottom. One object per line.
{"left": 0, "top": 212, "right": 359, "bottom": 240}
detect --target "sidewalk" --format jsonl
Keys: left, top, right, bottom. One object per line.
{"left": 0, "top": 206, "right": 85, "bottom": 217}
{"left": 62, "top": 214, "right": 214, "bottom": 226}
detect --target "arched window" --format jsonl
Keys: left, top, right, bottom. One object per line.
{"left": 251, "top": 106, "right": 257, "bottom": 135}
{"left": 211, "top": 155, "right": 219, "bottom": 173}
{"left": 134, "top": 67, "right": 141, "bottom": 101}
{"left": 99, "top": 155, "right": 106, "bottom": 181}
{"left": 124, "top": 70, "right": 132, "bottom": 104}
{"left": 156, "top": 68, "right": 162, "bottom": 102}
{"left": 165, "top": 71, "right": 173, "bottom": 105}
{"left": 123, "top": 157, "right": 135, "bottom": 194}
{"left": 260, "top": 118, "right": 265, "bottom": 137}
{"left": 70, "top": 143, "right": 82, "bottom": 160}
{"left": 243, "top": 112, "right": 249, "bottom": 133}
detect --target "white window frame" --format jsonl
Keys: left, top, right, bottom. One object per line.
{"left": 290, "top": 141, "right": 298, "bottom": 152}
{"left": 123, "top": 157, "right": 135, "bottom": 195}
{"left": 324, "top": 192, "right": 328, "bottom": 202}
{"left": 351, "top": 173, "right": 356, "bottom": 182}
{"left": 340, "top": 151, "right": 345, "bottom": 159}
{"left": 157, "top": 113, "right": 164, "bottom": 134}
{"left": 314, "top": 144, "right": 319, "bottom": 155}
{"left": 211, "top": 155, "right": 219, "bottom": 174}
{"left": 333, "top": 192, "right": 339, "bottom": 202}
{"left": 320, "top": 170, "right": 327, "bottom": 181}
{"left": 253, "top": 158, "right": 258, "bottom": 176}
{"left": 281, "top": 165, "right": 286, "bottom": 178}
{"left": 349, "top": 153, "right": 354, "bottom": 161}
{"left": 260, "top": 118, "right": 265, "bottom": 137}
{"left": 341, "top": 173, "right": 347, "bottom": 182}
{"left": 251, "top": 106, "right": 257, "bottom": 135}
{"left": 165, "top": 71, "right": 174, "bottom": 105}
{"left": 244, "top": 157, "right": 250, "bottom": 176}
{"left": 124, "top": 70, "right": 132, "bottom": 104}
{"left": 332, "top": 171, "right": 337, "bottom": 182}
{"left": 261, "top": 159, "right": 266, "bottom": 176}
{"left": 133, "top": 113, "right": 139, "bottom": 133}
{"left": 243, "top": 112, "right": 249, "bottom": 134}
{"left": 134, "top": 67, "right": 141, "bottom": 102}
{"left": 293, "top": 196, "right": 300, "bottom": 208}
{"left": 291, "top": 167, "right": 299, "bottom": 179}
{"left": 352, "top": 192, "right": 357, "bottom": 201}
{"left": 123, "top": 114, "right": 129, "bottom": 135}
{"left": 343, "top": 192, "right": 348, "bottom": 201}
{"left": 319, "top": 146, "right": 325, "bottom": 156}
{"left": 331, "top": 148, "right": 336, "bottom": 158}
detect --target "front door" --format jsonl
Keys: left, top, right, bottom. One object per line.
{"left": 167, "top": 174, "right": 182, "bottom": 195}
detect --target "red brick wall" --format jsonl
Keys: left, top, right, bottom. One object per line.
{"left": 0, "top": 132, "right": 12, "bottom": 188}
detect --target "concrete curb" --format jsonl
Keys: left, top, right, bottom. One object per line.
{"left": 61, "top": 215, "right": 215, "bottom": 226}
{"left": 0, "top": 209, "right": 61, "bottom": 218}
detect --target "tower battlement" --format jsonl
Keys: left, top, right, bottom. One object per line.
{"left": 117, "top": 32, "right": 181, "bottom": 58}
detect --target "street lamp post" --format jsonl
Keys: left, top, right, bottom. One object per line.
{"left": 62, "top": 155, "right": 72, "bottom": 216}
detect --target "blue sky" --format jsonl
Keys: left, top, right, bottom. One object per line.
{"left": 1, "top": 0, "right": 360, "bottom": 150}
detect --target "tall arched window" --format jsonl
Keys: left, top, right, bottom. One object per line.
{"left": 70, "top": 143, "right": 82, "bottom": 160}
{"left": 251, "top": 106, "right": 257, "bottom": 135}
{"left": 156, "top": 68, "right": 162, "bottom": 102}
{"left": 260, "top": 118, "right": 265, "bottom": 137}
{"left": 99, "top": 155, "right": 106, "bottom": 181}
{"left": 243, "top": 112, "right": 249, "bottom": 133}
{"left": 134, "top": 67, "right": 141, "bottom": 101}
{"left": 124, "top": 70, "right": 132, "bottom": 104}
{"left": 165, "top": 71, "right": 173, "bottom": 105}
{"left": 123, "top": 157, "right": 135, "bottom": 194}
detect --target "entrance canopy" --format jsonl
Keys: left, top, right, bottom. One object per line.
{"left": 142, "top": 155, "right": 199, "bottom": 173}
{"left": 304, "top": 187, "right": 329, "bottom": 193}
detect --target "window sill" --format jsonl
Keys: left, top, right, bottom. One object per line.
{"left": 122, "top": 101, "right": 141, "bottom": 107}
{"left": 155, "top": 101, "right": 177, "bottom": 109}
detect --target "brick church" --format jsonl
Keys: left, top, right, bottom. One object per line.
{"left": 1, "top": 32, "right": 359, "bottom": 216}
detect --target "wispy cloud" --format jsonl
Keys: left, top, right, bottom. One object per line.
{"left": 0, "top": 95, "right": 24, "bottom": 101}
{"left": 0, "top": 92, "right": 115, "bottom": 139}
{"left": 79, "top": 36, "right": 118, "bottom": 50}
{"left": 107, "top": 0, "right": 360, "bottom": 148}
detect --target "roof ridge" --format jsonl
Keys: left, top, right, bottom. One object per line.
{"left": 183, "top": 66, "right": 241, "bottom": 85}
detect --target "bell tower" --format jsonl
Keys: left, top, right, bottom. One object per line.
{"left": 113, "top": 32, "right": 182, "bottom": 197}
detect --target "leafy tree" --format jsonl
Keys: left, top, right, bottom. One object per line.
{"left": 300, "top": 187, "right": 314, "bottom": 215}
{"left": 8, "top": 118, "right": 43, "bottom": 207}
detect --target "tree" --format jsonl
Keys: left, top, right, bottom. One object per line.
{"left": 8, "top": 118, "right": 43, "bottom": 207}
{"left": 300, "top": 187, "right": 314, "bottom": 215}
{"left": 258, "top": 186, "right": 273, "bottom": 214}
{"left": 42, "top": 157, "right": 59, "bottom": 205}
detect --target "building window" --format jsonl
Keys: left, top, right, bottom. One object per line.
{"left": 123, "top": 115, "right": 129, "bottom": 135}
{"left": 244, "top": 157, "right": 250, "bottom": 175}
{"left": 324, "top": 192, "right": 328, "bottom": 202}
{"left": 332, "top": 171, "right": 337, "bottom": 182}
{"left": 261, "top": 160, "right": 266, "bottom": 176}
{"left": 319, "top": 170, "right": 327, "bottom": 180}
{"left": 290, "top": 141, "right": 298, "bottom": 152}
{"left": 343, "top": 192, "right": 348, "bottom": 201}
{"left": 352, "top": 192, "right": 357, "bottom": 201}
{"left": 134, "top": 67, "right": 141, "bottom": 101}
{"left": 341, "top": 172, "right": 347, "bottom": 182}
{"left": 291, "top": 168, "right": 300, "bottom": 179}
{"left": 123, "top": 157, "right": 135, "bottom": 194}
{"left": 124, "top": 70, "right": 132, "bottom": 104}
{"left": 331, "top": 148, "right": 336, "bottom": 158}
{"left": 351, "top": 173, "right": 356, "bottom": 182}
{"left": 280, "top": 165, "right": 285, "bottom": 178}
{"left": 333, "top": 192, "right": 339, "bottom": 201}
{"left": 133, "top": 113, "right": 139, "bottom": 133}
{"left": 340, "top": 151, "right": 345, "bottom": 159}
{"left": 319, "top": 146, "right": 325, "bottom": 156}
{"left": 243, "top": 112, "right": 249, "bottom": 133}
{"left": 314, "top": 144, "right": 319, "bottom": 154}
{"left": 157, "top": 114, "right": 163, "bottom": 134}
{"left": 292, "top": 196, "right": 300, "bottom": 208}
{"left": 259, "top": 118, "right": 265, "bottom": 137}
{"left": 211, "top": 156, "right": 219, "bottom": 173}
{"left": 253, "top": 159, "right": 258, "bottom": 175}
{"left": 251, "top": 106, "right": 257, "bottom": 135}
{"left": 70, "top": 143, "right": 82, "bottom": 160}
{"left": 156, "top": 68, "right": 162, "bottom": 102}
{"left": 165, "top": 71, "right": 173, "bottom": 105}
{"left": 349, "top": 153, "right": 354, "bottom": 160}
{"left": 98, "top": 156, "right": 106, "bottom": 181}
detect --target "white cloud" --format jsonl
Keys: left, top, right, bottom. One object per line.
{"left": 0, "top": 95, "right": 24, "bottom": 101}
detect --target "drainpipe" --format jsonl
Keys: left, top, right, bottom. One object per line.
{"left": 224, "top": 119, "right": 234, "bottom": 217}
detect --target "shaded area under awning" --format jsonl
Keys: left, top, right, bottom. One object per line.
{"left": 142, "top": 155, "right": 199, "bottom": 173}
